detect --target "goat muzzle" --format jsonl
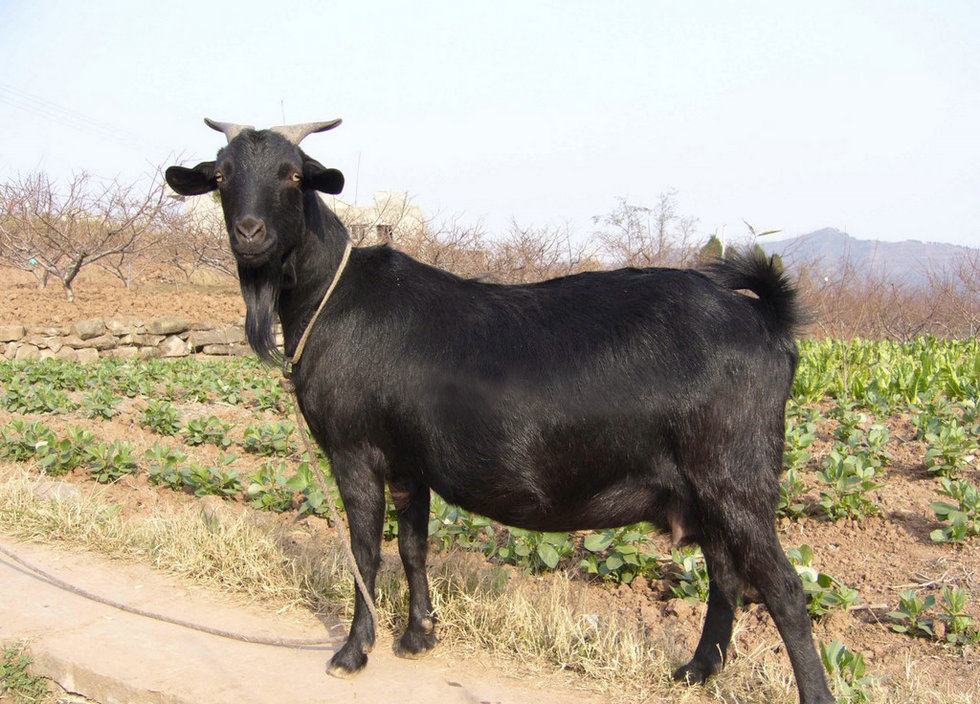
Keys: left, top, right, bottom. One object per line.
{"left": 234, "top": 217, "right": 266, "bottom": 243}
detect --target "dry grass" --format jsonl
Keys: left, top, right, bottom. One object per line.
{"left": 0, "top": 464, "right": 974, "bottom": 704}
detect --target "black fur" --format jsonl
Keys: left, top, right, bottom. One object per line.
{"left": 166, "top": 127, "right": 834, "bottom": 704}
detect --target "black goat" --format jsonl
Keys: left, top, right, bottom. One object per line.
{"left": 165, "top": 119, "right": 834, "bottom": 704}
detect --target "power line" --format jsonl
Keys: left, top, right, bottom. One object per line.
{"left": 0, "top": 81, "right": 147, "bottom": 150}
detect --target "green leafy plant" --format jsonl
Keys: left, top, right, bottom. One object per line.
{"left": 145, "top": 442, "right": 188, "bottom": 490}
{"left": 492, "top": 528, "right": 573, "bottom": 572}
{"left": 81, "top": 387, "right": 122, "bottom": 420}
{"left": 831, "top": 404, "right": 868, "bottom": 445}
{"left": 139, "top": 399, "right": 183, "bottom": 435}
{"left": 241, "top": 421, "right": 296, "bottom": 457}
{"left": 669, "top": 548, "right": 709, "bottom": 603}
{"left": 252, "top": 380, "right": 288, "bottom": 413}
{"left": 1, "top": 377, "right": 75, "bottom": 414}
{"left": 284, "top": 461, "right": 341, "bottom": 518}
{"left": 84, "top": 440, "right": 139, "bottom": 483}
{"left": 36, "top": 426, "right": 95, "bottom": 476}
{"left": 886, "top": 590, "right": 935, "bottom": 638}
{"left": 778, "top": 467, "right": 809, "bottom": 519}
{"left": 816, "top": 446, "right": 883, "bottom": 520}
{"left": 784, "top": 419, "right": 817, "bottom": 469}
{"left": 427, "top": 495, "right": 493, "bottom": 552}
{"left": 924, "top": 420, "right": 974, "bottom": 478}
{"left": 246, "top": 461, "right": 295, "bottom": 512}
{"left": 937, "top": 586, "right": 979, "bottom": 645}
{"left": 579, "top": 524, "right": 662, "bottom": 584}
{"left": 0, "top": 419, "right": 57, "bottom": 462}
{"left": 180, "top": 454, "right": 242, "bottom": 497}
{"left": 851, "top": 423, "right": 891, "bottom": 471}
{"left": 788, "top": 544, "right": 860, "bottom": 617}
{"left": 930, "top": 478, "right": 980, "bottom": 542}
{"left": 182, "top": 415, "right": 233, "bottom": 447}
{"left": 112, "top": 363, "right": 157, "bottom": 398}
{"left": 820, "top": 640, "right": 873, "bottom": 703}
{"left": 0, "top": 644, "right": 50, "bottom": 704}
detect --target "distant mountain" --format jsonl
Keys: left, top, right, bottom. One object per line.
{"left": 761, "top": 228, "right": 978, "bottom": 286}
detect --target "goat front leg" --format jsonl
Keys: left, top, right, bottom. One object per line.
{"left": 327, "top": 449, "right": 386, "bottom": 678}
{"left": 390, "top": 479, "right": 437, "bottom": 658}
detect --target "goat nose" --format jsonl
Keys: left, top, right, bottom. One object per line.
{"left": 235, "top": 217, "right": 266, "bottom": 242}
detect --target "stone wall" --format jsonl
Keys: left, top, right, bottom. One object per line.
{"left": 0, "top": 317, "right": 258, "bottom": 362}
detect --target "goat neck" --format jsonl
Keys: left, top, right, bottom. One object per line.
{"left": 275, "top": 191, "right": 352, "bottom": 363}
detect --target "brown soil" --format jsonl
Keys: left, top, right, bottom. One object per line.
{"left": 2, "top": 264, "right": 979, "bottom": 703}
{"left": 0, "top": 266, "right": 245, "bottom": 327}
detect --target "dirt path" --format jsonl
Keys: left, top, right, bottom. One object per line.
{"left": 0, "top": 537, "right": 599, "bottom": 704}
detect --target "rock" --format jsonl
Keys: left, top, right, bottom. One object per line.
{"left": 201, "top": 343, "right": 252, "bottom": 357}
{"left": 119, "top": 333, "right": 165, "bottom": 347}
{"left": 0, "top": 324, "right": 25, "bottom": 342}
{"left": 26, "top": 325, "right": 67, "bottom": 336}
{"left": 75, "top": 334, "right": 117, "bottom": 351}
{"left": 107, "top": 346, "right": 140, "bottom": 359}
{"left": 158, "top": 335, "right": 190, "bottom": 357}
{"left": 106, "top": 317, "right": 142, "bottom": 335}
{"left": 72, "top": 319, "right": 106, "bottom": 340}
{"left": 76, "top": 348, "right": 100, "bottom": 364}
{"left": 60, "top": 336, "right": 85, "bottom": 348}
{"left": 138, "top": 347, "right": 163, "bottom": 360}
{"left": 54, "top": 347, "right": 79, "bottom": 362}
{"left": 33, "top": 480, "right": 81, "bottom": 502}
{"left": 14, "top": 343, "right": 40, "bottom": 360}
{"left": 188, "top": 326, "right": 246, "bottom": 348}
{"left": 146, "top": 317, "right": 190, "bottom": 335}
{"left": 26, "top": 336, "right": 62, "bottom": 352}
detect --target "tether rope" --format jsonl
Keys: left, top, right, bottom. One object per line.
{"left": 0, "top": 542, "right": 335, "bottom": 649}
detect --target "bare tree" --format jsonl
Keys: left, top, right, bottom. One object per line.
{"left": 398, "top": 215, "right": 491, "bottom": 278}
{"left": 0, "top": 170, "right": 174, "bottom": 300}
{"left": 161, "top": 196, "right": 237, "bottom": 286}
{"left": 488, "top": 221, "right": 596, "bottom": 284}
{"left": 592, "top": 190, "right": 699, "bottom": 268}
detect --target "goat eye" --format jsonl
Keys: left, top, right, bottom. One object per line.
{"left": 290, "top": 172, "right": 302, "bottom": 184}
{"left": 215, "top": 172, "right": 224, "bottom": 184}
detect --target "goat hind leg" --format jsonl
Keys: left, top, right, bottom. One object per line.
{"left": 673, "top": 541, "right": 739, "bottom": 685}
{"left": 391, "top": 479, "right": 438, "bottom": 658}
{"left": 729, "top": 520, "right": 834, "bottom": 704}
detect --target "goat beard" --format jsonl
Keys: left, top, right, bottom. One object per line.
{"left": 238, "top": 259, "right": 283, "bottom": 364}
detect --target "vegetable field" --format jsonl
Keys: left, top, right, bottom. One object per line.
{"left": 2, "top": 337, "right": 979, "bottom": 702}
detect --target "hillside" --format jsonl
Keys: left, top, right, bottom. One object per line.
{"left": 763, "top": 228, "right": 977, "bottom": 286}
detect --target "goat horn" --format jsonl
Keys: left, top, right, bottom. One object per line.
{"left": 270, "top": 119, "right": 343, "bottom": 145}
{"left": 204, "top": 118, "right": 255, "bottom": 143}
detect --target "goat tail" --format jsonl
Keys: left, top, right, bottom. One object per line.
{"left": 703, "top": 248, "right": 807, "bottom": 339}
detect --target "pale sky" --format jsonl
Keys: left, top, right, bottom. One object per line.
{"left": 1, "top": 1, "right": 978, "bottom": 248}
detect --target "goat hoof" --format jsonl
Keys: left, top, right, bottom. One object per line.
{"left": 393, "top": 629, "right": 438, "bottom": 659}
{"left": 327, "top": 645, "right": 368, "bottom": 679}
{"left": 672, "top": 659, "right": 719, "bottom": 686}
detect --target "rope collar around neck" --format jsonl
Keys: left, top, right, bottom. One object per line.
{"left": 282, "top": 239, "right": 352, "bottom": 379}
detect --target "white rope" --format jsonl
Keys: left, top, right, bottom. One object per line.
{"left": 287, "top": 239, "right": 352, "bottom": 370}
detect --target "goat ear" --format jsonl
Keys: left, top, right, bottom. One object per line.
{"left": 165, "top": 162, "right": 217, "bottom": 196}
{"left": 303, "top": 158, "right": 345, "bottom": 195}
